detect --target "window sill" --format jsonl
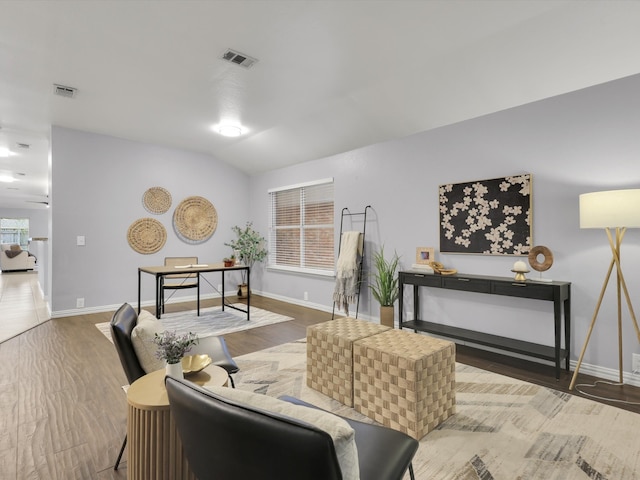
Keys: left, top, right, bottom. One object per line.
{"left": 267, "top": 265, "right": 335, "bottom": 278}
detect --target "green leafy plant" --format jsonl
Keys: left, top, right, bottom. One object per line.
{"left": 369, "top": 246, "right": 400, "bottom": 306}
{"left": 224, "top": 222, "right": 268, "bottom": 284}
{"left": 153, "top": 330, "right": 198, "bottom": 365}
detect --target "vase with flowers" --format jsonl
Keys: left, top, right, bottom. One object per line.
{"left": 153, "top": 330, "right": 198, "bottom": 379}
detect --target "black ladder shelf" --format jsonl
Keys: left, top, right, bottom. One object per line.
{"left": 332, "top": 205, "right": 372, "bottom": 319}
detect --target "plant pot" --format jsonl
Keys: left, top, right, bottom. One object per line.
{"left": 380, "top": 305, "right": 394, "bottom": 328}
{"left": 165, "top": 361, "right": 183, "bottom": 379}
{"left": 237, "top": 284, "right": 249, "bottom": 298}
{"left": 223, "top": 260, "right": 234, "bottom": 267}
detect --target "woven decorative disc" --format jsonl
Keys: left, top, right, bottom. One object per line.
{"left": 528, "top": 245, "right": 553, "bottom": 272}
{"left": 173, "top": 196, "right": 218, "bottom": 243}
{"left": 127, "top": 218, "right": 167, "bottom": 254}
{"left": 143, "top": 187, "right": 172, "bottom": 214}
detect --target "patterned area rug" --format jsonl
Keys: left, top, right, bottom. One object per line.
{"left": 96, "top": 304, "right": 293, "bottom": 341}
{"left": 232, "top": 339, "right": 640, "bottom": 480}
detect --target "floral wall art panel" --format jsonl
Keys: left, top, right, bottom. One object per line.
{"left": 439, "top": 174, "right": 532, "bottom": 255}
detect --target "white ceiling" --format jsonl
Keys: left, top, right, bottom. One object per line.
{"left": 2, "top": 0, "right": 640, "bottom": 210}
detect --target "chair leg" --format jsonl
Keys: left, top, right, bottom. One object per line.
{"left": 408, "top": 462, "right": 415, "bottom": 480}
{"left": 114, "top": 434, "right": 127, "bottom": 470}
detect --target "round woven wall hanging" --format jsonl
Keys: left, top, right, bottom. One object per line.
{"left": 173, "top": 196, "right": 218, "bottom": 243}
{"left": 127, "top": 217, "right": 167, "bottom": 254}
{"left": 143, "top": 186, "right": 172, "bottom": 214}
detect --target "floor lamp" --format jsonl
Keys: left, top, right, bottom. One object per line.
{"left": 569, "top": 189, "right": 640, "bottom": 390}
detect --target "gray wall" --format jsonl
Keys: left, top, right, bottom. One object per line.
{"left": 49, "top": 73, "right": 640, "bottom": 381}
{"left": 51, "top": 126, "right": 250, "bottom": 315}
{"left": 250, "top": 73, "right": 640, "bottom": 379}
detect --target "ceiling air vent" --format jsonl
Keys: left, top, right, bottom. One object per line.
{"left": 221, "top": 49, "right": 258, "bottom": 69}
{"left": 16, "top": 143, "right": 30, "bottom": 149}
{"left": 53, "top": 84, "right": 77, "bottom": 98}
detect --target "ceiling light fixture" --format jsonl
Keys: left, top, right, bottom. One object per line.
{"left": 0, "top": 147, "right": 11, "bottom": 157}
{"left": 0, "top": 173, "right": 16, "bottom": 183}
{"left": 215, "top": 124, "right": 244, "bottom": 137}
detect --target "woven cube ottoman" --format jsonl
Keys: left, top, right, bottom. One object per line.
{"left": 307, "top": 317, "right": 390, "bottom": 406}
{"left": 353, "top": 329, "right": 456, "bottom": 440}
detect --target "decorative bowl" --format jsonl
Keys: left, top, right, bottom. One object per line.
{"left": 181, "top": 354, "right": 212, "bottom": 375}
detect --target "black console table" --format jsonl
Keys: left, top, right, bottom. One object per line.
{"left": 398, "top": 271, "right": 571, "bottom": 379}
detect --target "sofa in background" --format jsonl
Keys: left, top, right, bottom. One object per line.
{"left": 0, "top": 243, "right": 36, "bottom": 272}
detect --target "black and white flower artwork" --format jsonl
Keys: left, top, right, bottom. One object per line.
{"left": 439, "top": 174, "right": 532, "bottom": 255}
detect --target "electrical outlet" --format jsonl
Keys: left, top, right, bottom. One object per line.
{"left": 633, "top": 353, "right": 640, "bottom": 374}
{"left": 218, "top": 284, "right": 223, "bottom": 292}
{"left": 304, "top": 291, "right": 309, "bottom": 301}
{"left": 76, "top": 297, "right": 85, "bottom": 308}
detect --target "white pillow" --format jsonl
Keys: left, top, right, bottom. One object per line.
{"left": 131, "top": 310, "right": 165, "bottom": 373}
{"left": 205, "top": 386, "right": 359, "bottom": 480}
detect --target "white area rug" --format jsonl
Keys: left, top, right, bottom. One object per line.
{"left": 96, "top": 304, "right": 293, "bottom": 342}
{"left": 232, "top": 339, "right": 640, "bottom": 480}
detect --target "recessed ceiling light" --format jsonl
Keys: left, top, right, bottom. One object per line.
{"left": 0, "top": 147, "right": 11, "bottom": 157}
{"left": 215, "top": 124, "right": 244, "bottom": 137}
{"left": 0, "top": 174, "right": 16, "bottom": 183}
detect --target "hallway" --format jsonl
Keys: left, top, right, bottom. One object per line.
{"left": 0, "top": 271, "right": 49, "bottom": 343}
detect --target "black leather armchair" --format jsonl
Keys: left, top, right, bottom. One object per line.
{"left": 109, "top": 303, "right": 145, "bottom": 470}
{"left": 165, "top": 376, "right": 418, "bottom": 480}
{"left": 109, "top": 303, "right": 239, "bottom": 470}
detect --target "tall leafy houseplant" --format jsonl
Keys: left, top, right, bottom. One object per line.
{"left": 225, "top": 222, "right": 268, "bottom": 296}
{"left": 369, "top": 246, "right": 400, "bottom": 327}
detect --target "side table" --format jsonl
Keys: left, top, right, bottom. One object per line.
{"left": 126, "top": 365, "right": 229, "bottom": 480}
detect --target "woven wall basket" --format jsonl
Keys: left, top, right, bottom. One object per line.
{"left": 127, "top": 217, "right": 167, "bottom": 254}
{"left": 143, "top": 186, "right": 172, "bottom": 214}
{"left": 173, "top": 196, "right": 218, "bottom": 243}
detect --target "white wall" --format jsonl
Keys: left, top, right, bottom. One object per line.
{"left": 51, "top": 127, "right": 251, "bottom": 314}
{"left": 250, "top": 73, "right": 640, "bottom": 377}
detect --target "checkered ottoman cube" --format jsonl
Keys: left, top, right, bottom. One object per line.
{"left": 353, "top": 329, "right": 456, "bottom": 440}
{"left": 307, "top": 317, "right": 390, "bottom": 406}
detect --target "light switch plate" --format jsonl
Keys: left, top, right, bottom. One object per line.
{"left": 77, "top": 235, "right": 85, "bottom": 246}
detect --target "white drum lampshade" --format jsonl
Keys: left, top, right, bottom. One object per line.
{"left": 579, "top": 189, "right": 640, "bottom": 229}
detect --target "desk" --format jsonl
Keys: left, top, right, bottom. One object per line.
{"left": 138, "top": 263, "right": 250, "bottom": 319}
{"left": 126, "top": 365, "right": 228, "bottom": 480}
{"left": 398, "top": 271, "right": 571, "bottom": 379}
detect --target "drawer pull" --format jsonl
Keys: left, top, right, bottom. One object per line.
{"left": 458, "top": 278, "right": 470, "bottom": 282}
{"left": 511, "top": 283, "right": 526, "bottom": 287}
{"left": 415, "top": 274, "right": 425, "bottom": 278}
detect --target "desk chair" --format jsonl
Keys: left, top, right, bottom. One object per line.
{"left": 109, "top": 303, "right": 239, "bottom": 470}
{"left": 161, "top": 256, "right": 200, "bottom": 314}
{"left": 166, "top": 377, "right": 418, "bottom": 480}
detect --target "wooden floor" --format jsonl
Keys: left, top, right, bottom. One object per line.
{"left": 1, "top": 281, "right": 640, "bottom": 479}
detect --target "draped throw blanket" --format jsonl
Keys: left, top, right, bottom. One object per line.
{"left": 333, "top": 231, "right": 363, "bottom": 316}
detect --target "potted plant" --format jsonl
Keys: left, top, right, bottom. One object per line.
{"left": 153, "top": 330, "right": 198, "bottom": 378}
{"left": 369, "top": 246, "right": 400, "bottom": 327}
{"left": 223, "top": 255, "right": 235, "bottom": 268}
{"left": 225, "top": 222, "right": 268, "bottom": 297}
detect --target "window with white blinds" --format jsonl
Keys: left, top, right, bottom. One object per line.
{"left": 268, "top": 179, "right": 334, "bottom": 275}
